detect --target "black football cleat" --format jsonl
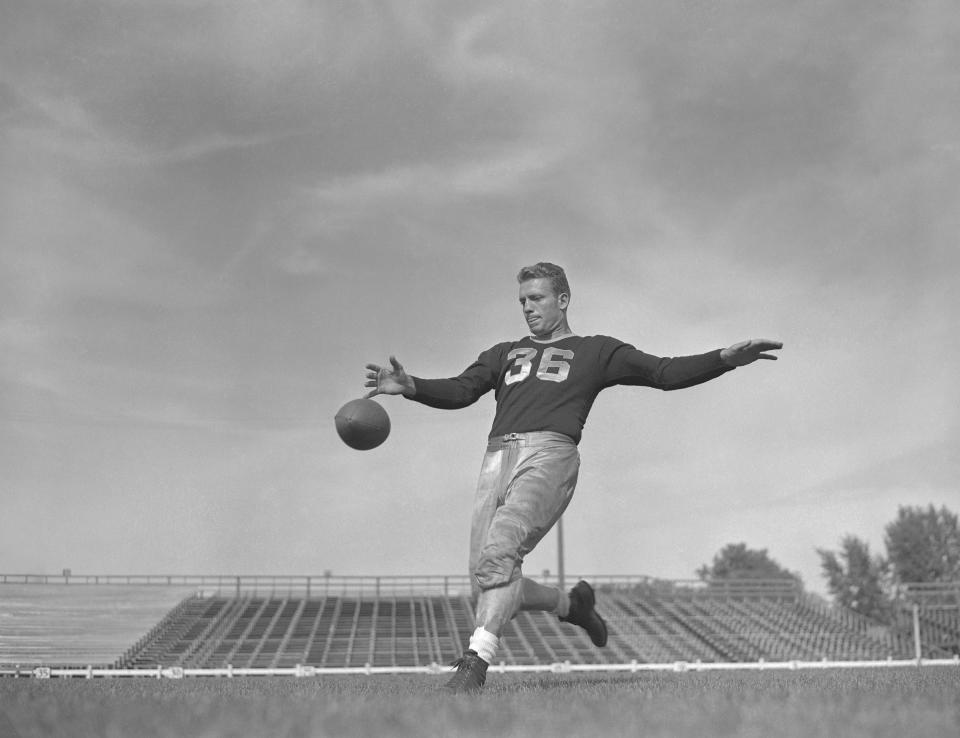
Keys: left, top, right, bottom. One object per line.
{"left": 442, "top": 649, "right": 489, "bottom": 694}
{"left": 559, "top": 580, "right": 608, "bottom": 647}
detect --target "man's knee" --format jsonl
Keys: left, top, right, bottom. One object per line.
{"left": 473, "top": 550, "right": 519, "bottom": 591}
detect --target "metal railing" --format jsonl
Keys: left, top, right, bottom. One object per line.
{"left": 0, "top": 573, "right": 803, "bottom": 598}
{"left": 0, "top": 573, "right": 478, "bottom": 598}
{"left": 4, "top": 656, "right": 959, "bottom": 680}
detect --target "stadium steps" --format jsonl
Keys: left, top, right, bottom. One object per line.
{"left": 628, "top": 596, "right": 719, "bottom": 662}
{"left": 207, "top": 597, "right": 269, "bottom": 667}
{"left": 91, "top": 585, "right": 960, "bottom": 671}
{"left": 430, "top": 596, "right": 463, "bottom": 664}
{"left": 545, "top": 609, "right": 606, "bottom": 664}
{"left": 372, "top": 597, "right": 457, "bottom": 666}
{"left": 434, "top": 596, "right": 465, "bottom": 663}
{"left": 158, "top": 597, "right": 231, "bottom": 667}
{"left": 386, "top": 599, "right": 414, "bottom": 666}
{"left": 719, "top": 599, "right": 815, "bottom": 660}
{"left": 786, "top": 601, "right": 891, "bottom": 660}
{"left": 721, "top": 599, "right": 819, "bottom": 660}
{"left": 209, "top": 598, "right": 264, "bottom": 666}
{"left": 417, "top": 597, "right": 443, "bottom": 664}
{"left": 741, "top": 599, "right": 894, "bottom": 661}
{"left": 892, "top": 605, "right": 959, "bottom": 657}
{"left": 183, "top": 596, "right": 254, "bottom": 667}
{"left": 592, "top": 601, "right": 645, "bottom": 663}
{"left": 250, "top": 598, "right": 300, "bottom": 668}
{"left": 121, "top": 595, "right": 216, "bottom": 667}
{"left": 391, "top": 597, "right": 425, "bottom": 666}
{"left": 753, "top": 600, "right": 845, "bottom": 660}
{"left": 502, "top": 611, "right": 553, "bottom": 663}
{"left": 359, "top": 598, "right": 381, "bottom": 667}
{"left": 279, "top": 596, "right": 327, "bottom": 667}
{"left": 445, "top": 595, "right": 476, "bottom": 659}
{"left": 223, "top": 597, "right": 284, "bottom": 668}
{"left": 349, "top": 599, "right": 378, "bottom": 667}
{"left": 697, "top": 598, "right": 799, "bottom": 660}
{"left": 594, "top": 594, "right": 657, "bottom": 662}
{"left": 601, "top": 594, "right": 682, "bottom": 663}
{"left": 243, "top": 598, "right": 286, "bottom": 667}
{"left": 274, "top": 597, "right": 309, "bottom": 666}
{"left": 919, "top": 607, "right": 959, "bottom": 655}
{"left": 371, "top": 598, "right": 396, "bottom": 667}
{"left": 661, "top": 598, "right": 757, "bottom": 661}
{"left": 309, "top": 596, "right": 343, "bottom": 666}
{"left": 323, "top": 597, "right": 358, "bottom": 667}
{"left": 535, "top": 613, "right": 581, "bottom": 663}
{"left": 417, "top": 597, "right": 447, "bottom": 666}
{"left": 495, "top": 624, "right": 523, "bottom": 663}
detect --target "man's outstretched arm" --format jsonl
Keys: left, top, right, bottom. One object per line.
{"left": 610, "top": 338, "right": 783, "bottom": 390}
{"left": 364, "top": 352, "right": 499, "bottom": 409}
{"left": 720, "top": 339, "right": 783, "bottom": 367}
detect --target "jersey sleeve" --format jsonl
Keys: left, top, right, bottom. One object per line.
{"left": 406, "top": 345, "right": 504, "bottom": 410}
{"left": 604, "top": 343, "right": 734, "bottom": 390}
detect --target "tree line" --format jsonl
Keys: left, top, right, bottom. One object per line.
{"left": 698, "top": 504, "right": 960, "bottom": 621}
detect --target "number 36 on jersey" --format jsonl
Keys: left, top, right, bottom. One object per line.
{"left": 504, "top": 347, "right": 574, "bottom": 385}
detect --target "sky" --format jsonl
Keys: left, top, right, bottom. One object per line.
{"left": 2, "top": 0, "right": 958, "bottom": 595}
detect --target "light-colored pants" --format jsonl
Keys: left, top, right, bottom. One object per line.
{"left": 469, "top": 432, "right": 580, "bottom": 603}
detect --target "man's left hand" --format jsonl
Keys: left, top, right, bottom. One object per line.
{"left": 721, "top": 339, "right": 783, "bottom": 367}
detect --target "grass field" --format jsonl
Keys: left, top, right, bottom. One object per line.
{"left": 1, "top": 667, "right": 958, "bottom": 738}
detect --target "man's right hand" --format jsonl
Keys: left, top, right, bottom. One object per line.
{"left": 364, "top": 355, "right": 416, "bottom": 398}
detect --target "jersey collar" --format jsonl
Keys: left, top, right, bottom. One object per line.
{"left": 528, "top": 333, "right": 578, "bottom": 344}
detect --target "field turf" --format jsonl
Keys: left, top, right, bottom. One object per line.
{"left": 1, "top": 666, "right": 958, "bottom": 737}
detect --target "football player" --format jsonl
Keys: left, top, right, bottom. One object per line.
{"left": 364, "top": 262, "right": 781, "bottom": 692}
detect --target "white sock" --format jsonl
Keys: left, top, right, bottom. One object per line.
{"left": 468, "top": 627, "right": 499, "bottom": 664}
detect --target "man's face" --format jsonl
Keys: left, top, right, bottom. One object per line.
{"left": 518, "top": 278, "right": 568, "bottom": 337}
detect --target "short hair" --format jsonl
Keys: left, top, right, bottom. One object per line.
{"left": 516, "top": 262, "right": 570, "bottom": 299}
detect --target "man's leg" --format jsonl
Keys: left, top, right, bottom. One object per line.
{"left": 470, "top": 440, "right": 606, "bottom": 649}
{"left": 519, "top": 577, "right": 569, "bottom": 617}
{"left": 449, "top": 576, "right": 571, "bottom": 695}
{"left": 444, "top": 437, "right": 578, "bottom": 693}
{"left": 471, "top": 440, "right": 579, "bottom": 637}
{"left": 471, "top": 577, "right": 569, "bottom": 639}
{"left": 442, "top": 444, "right": 513, "bottom": 692}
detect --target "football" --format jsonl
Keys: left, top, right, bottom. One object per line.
{"left": 335, "top": 398, "right": 391, "bottom": 450}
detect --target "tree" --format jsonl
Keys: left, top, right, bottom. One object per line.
{"left": 817, "top": 535, "right": 891, "bottom": 620}
{"left": 884, "top": 505, "right": 960, "bottom": 584}
{"left": 697, "top": 542, "right": 801, "bottom": 584}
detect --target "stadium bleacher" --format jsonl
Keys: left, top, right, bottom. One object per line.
{"left": 893, "top": 582, "right": 960, "bottom": 658}
{"left": 3, "top": 575, "right": 957, "bottom": 669}
{"left": 0, "top": 583, "right": 198, "bottom": 667}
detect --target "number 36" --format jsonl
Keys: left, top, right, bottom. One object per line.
{"left": 504, "top": 347, "right": 574, "bottom": 385}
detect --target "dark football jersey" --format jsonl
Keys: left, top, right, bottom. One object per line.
{"left": 409, "top": 335, "right": 733, "bottom": 443}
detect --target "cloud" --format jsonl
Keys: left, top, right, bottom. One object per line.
{"left": 307, "top": 142, "right": 566, "bottom": 211}
{"left": 275, "top": 247, "right": 330, "bottom": 277}
{"left": 2, "top": 72, "right": 306, "bottom": 168}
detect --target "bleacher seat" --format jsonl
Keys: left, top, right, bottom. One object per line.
{"left": 7, "top": 578, "right": 956, "bottom": 669}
